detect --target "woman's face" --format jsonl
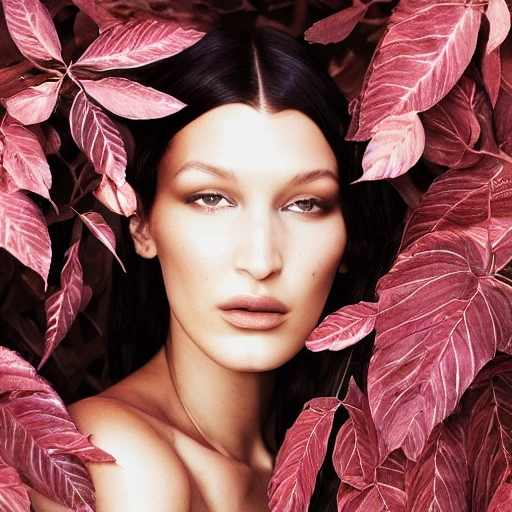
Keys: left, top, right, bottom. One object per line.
{"left": 133, "top": 103, "right": 347, "bottom": 372}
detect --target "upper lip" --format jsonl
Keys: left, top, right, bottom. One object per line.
{"left": 219, "top": 296, "right": 288, "bottom": 314}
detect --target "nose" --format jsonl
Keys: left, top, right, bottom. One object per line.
{"left": 234, "top": 207, "right": 283, "bottom": 281}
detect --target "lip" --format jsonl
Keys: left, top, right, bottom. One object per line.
{"left": 219, "top": 296, "right": 288, "bottom": 330}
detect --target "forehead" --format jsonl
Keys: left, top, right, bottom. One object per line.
{"left": 159, "top": 103, "right": 337, "bottom": 179}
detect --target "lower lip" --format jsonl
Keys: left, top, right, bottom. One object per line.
{"left": 221, "top": 310, "right": 286, "bottom": 330}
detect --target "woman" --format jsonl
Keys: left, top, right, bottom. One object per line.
{"left": 32, "top": 26, "right": 403, "bottom": 512}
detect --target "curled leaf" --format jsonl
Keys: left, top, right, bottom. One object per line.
{"left": 268, "top": 397, "right": 341, "bottom": 512}
{"left": 347, "top": 0, "right": 482, "bottom": 140}
{"left": 0, "top": 190, "right": 51, "bottom": 288}
{"left": 74, "top": 19, "right": 204, "bottom": 71}
{"left": 0, "top": 123, "right": 52, "bottom": 201}
{"left": 80, "top": 77, "right": 185, "bottom": 119}
{"left": 2, "top": 0, "right": 63, "bottom": 63}
{"left": 93, "top": 175, "right": 137, "bottom": 217}
{"left": 70, "top": 90, "right": 127, "bottom": 187}
{"left": 4, "top": 79, "right": 62, "bottom": 125}
{"left": 79, "top": 211, "right": 126, "bottom": 271}
{"left": 306, "top": 301, "right": 378, "bottom": 352}
{"left": 358, "top": 112, "right": 425, "bottom": 181}
{"left": 40, "top": 241, "right": 84, "bottom": 369}
{"left": 0, "top": 347, "right": 48, "bottom": 395}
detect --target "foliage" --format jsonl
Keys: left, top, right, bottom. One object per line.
{"left": 269, "top": 0, "right": 512, "bottom": 511}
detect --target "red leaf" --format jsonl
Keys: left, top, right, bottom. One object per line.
{"left": 0, "top": 347, "right": 48, "bottom": 395}
{"left": 421, "top": 76, "right": 482, "bottom": 169}
{"left": 74, "top": 19, "right": 203, "bottom": 71}
{"left": 495, "top": 56, "right": 512, "bottom": 155}
{"left": 40, "top": 241, "right": 83, "bottom": 369}
{"left": 368, "top": 230, "right": 512, "bottom": 461}
{"left": 70, "top": 90, "right": 127, "bottom": 187}
{"left": 4, "top": 79, "right": 62, "bottom": 125}
{"left": 347, "top": 0, "right": 483, "bottom": 140}
{"left": 2, "top": 0, "right": 63, "bottom": 63}
{"left": 0, "top": 462, "right": 30, "bottom": 512}
{"left": 306, "top": 301, "right": 378, "bottom": 352}
{"left": 482, "top": 48, "right": 502, "bottom": 108}
{"left": 0, "top": 190, "right": 51, "bottom": 288}
{"left": 0, "top": 389, "right": 115, "bottom": 510}
{"left": 488, "top": 478, "right": 512, "bottom": 512}
{"left": 305, "top": 3, "right": 368, "bottom": 45}
{"left": 93, "top": 175, "right": 137, "bottom": 217}
{"left": 79, "top": 211, "right": 126, "bottom": 271}
{"left": 357, "top": 113, "right": 425, "bottom": 181}
{"left": 268, "top": 397, "right": 341, "bottom": 512}
{"left": 402, "top": 161, "right": 512, "bottom": 251}
{"left": 0, "top": 123, "right": 52, "bottom": 201}
{"left": 333, "top": 379, "right": 382, "bottom": 489}
{"left": 80, "top": 77, "right": 185, "bottom": 119}
{"left": 337, "top": 452, "right": 407, "bottom": 512}
{"left": 405, "top": 421, "right": 470, "bottom": 512}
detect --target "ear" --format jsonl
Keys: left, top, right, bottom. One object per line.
{"left": 129, "top": 215, "right": 157, "bottom": 259}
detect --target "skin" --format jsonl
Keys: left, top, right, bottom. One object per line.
{"left": 30, "top": 104, "right": 347, "bottom": 512}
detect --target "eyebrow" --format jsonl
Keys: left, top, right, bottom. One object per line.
{"left": 175, "top": 161, "right": 338, "bottom": 184}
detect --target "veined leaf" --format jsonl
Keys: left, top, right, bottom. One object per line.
{"left": 0, "top": 347, "right": 48, "bottom": 395}
{"left": 368, "top": 230, "right": 512, "bottom": 461}
{"left": 0, "top": 190, "right": 51, "bottom": 288}
{"left": 268, "top": 397, "right": 341, "bottom": 512}
{"left": 0, "top": 461, "right": 30, "bottom": 512}
{"left": 358, "top": 112, "right": 425, "bottom": 181}
{"left": 421, "top": 76, "right": 482, "bottom": 169}
{"left": 80, "top": 77, "right": 185, "bottom": 119}
{"left": 4, "top": 79, "right": 62, "bottom": 125}
{"left": 93, "top": 175, "right": 137, "bottom": 217}
{"left": 79, "top": 211, "right": 126, "bottom": 271}
{"left": 0, "top": 389, "right": 115, "bottom": 510}
{"left": 406, "top": 421, "right": 469, "bottom": 512}
{"left": 347, "top": 0, "right": 483, "bottom": 140}
{"left": 74, "top": 19, "right": 203, "bottom": 71}
{"left": 70, "top": 90, "right": 127, "bottom": 187}
{"left": 2, "top": 0, "right": 63, "bottom": 64}
{"left": 487, "top": 478, "right": 512, "bottom": 512}
{"left": 1, "top": 123, "right": 52, "bottom": 201}
{"left": 39, "top": 241, "right": 84, "bottom": 369}
{"left": 305, "top": 3, "right": 369, "bottom": 45}
{"left": 306, "top": 301, "right": 378, "bottom": 352}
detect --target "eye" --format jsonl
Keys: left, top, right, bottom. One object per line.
{"left": 285, "top": 198, "right": 320, "bottom": 213}
{"left": 188, "top": 193, "right": 234, "bottom": 209}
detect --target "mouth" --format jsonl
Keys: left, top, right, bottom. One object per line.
{"left": 219, "top": 296, "right": 288, "bottom": 330}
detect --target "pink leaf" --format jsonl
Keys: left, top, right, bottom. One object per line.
{"left": 70, "top": 90, "right": 127, "bottom": 187}
{"left": 0, "top": 388, "right": 115, "bottom": 510}
{"left": 482, "top": 48, "right": 502, "bottom": 107}
{"left": 357, "top": 113, "right": 425, "bottom": 181}
{"left": 40, "top": 241, "right": 83, "bottom": 369}
{"left": 495, "top": 64, "right": 512, "bottom": 155}
{"left": 2, "top": 0, "right": 63, "bottom": 63}
{"left": 93, "top": 175, "right": 137, "bottom": 217}
{"left": 305, "top": 4, "right": 368, "bottom": 45}
{"left": 72, "top": 0, "right": 120, "bottom": 32}
{"left": 79, "top": 211, "right": 126, "bottom": 271}
{"left": 0, "top": 190, "right": 51, "bottom": 288}
{"left": 488, "top": 478, "right": 512, "bottom": 512}
{"left": 486, "top": 0, "right": 511, "bottom": 55}
{"left": 402, "top": 160, "right": 512, "bottom": 250}
{"left": 368, "top": 230, "right": 512, "bottom": 461}
{"left": 74, "top": 19, "right": 203, "bottom": 71}
{"left": 80, "top": 77, "right": 185, "bottom": 119}
{"left": 333, "top": 379, "right": 382, "bottom": 488}
{"left": 421, "top": 76, "right": 482, "bottom": 169}
{"left": 306, "top": 301, "right": 378, "bottom": 352}
{"left": 0, "top": 462, "right": 30, "bottom": 512}
{"left": 1, "top": 123, "right": 52, "bottom": 200}
{"left": 406, "top": 421, "right": 470, "bottom": 512}
{"left": 347, "top": 0, "right": 483, "bottom": 140}
{"left": 0, "top": 347, "right": 48, "bottom": 395}
{"left": 4, "top": 79, "right": 62, "bottom": 125}
{"left": 268, "top": 397, "right": 342, "bottom": 512}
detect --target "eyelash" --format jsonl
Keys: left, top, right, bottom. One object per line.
{"left": 186, "top": 193, "right": 328, "bottom": 214}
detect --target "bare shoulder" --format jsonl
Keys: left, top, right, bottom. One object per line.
{"left": 67, "top": 395, "right": 191, "bottom": 512}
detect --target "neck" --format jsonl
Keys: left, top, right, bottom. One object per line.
{"left": 163, "top": 327, "right": 277, "bottom": 469}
